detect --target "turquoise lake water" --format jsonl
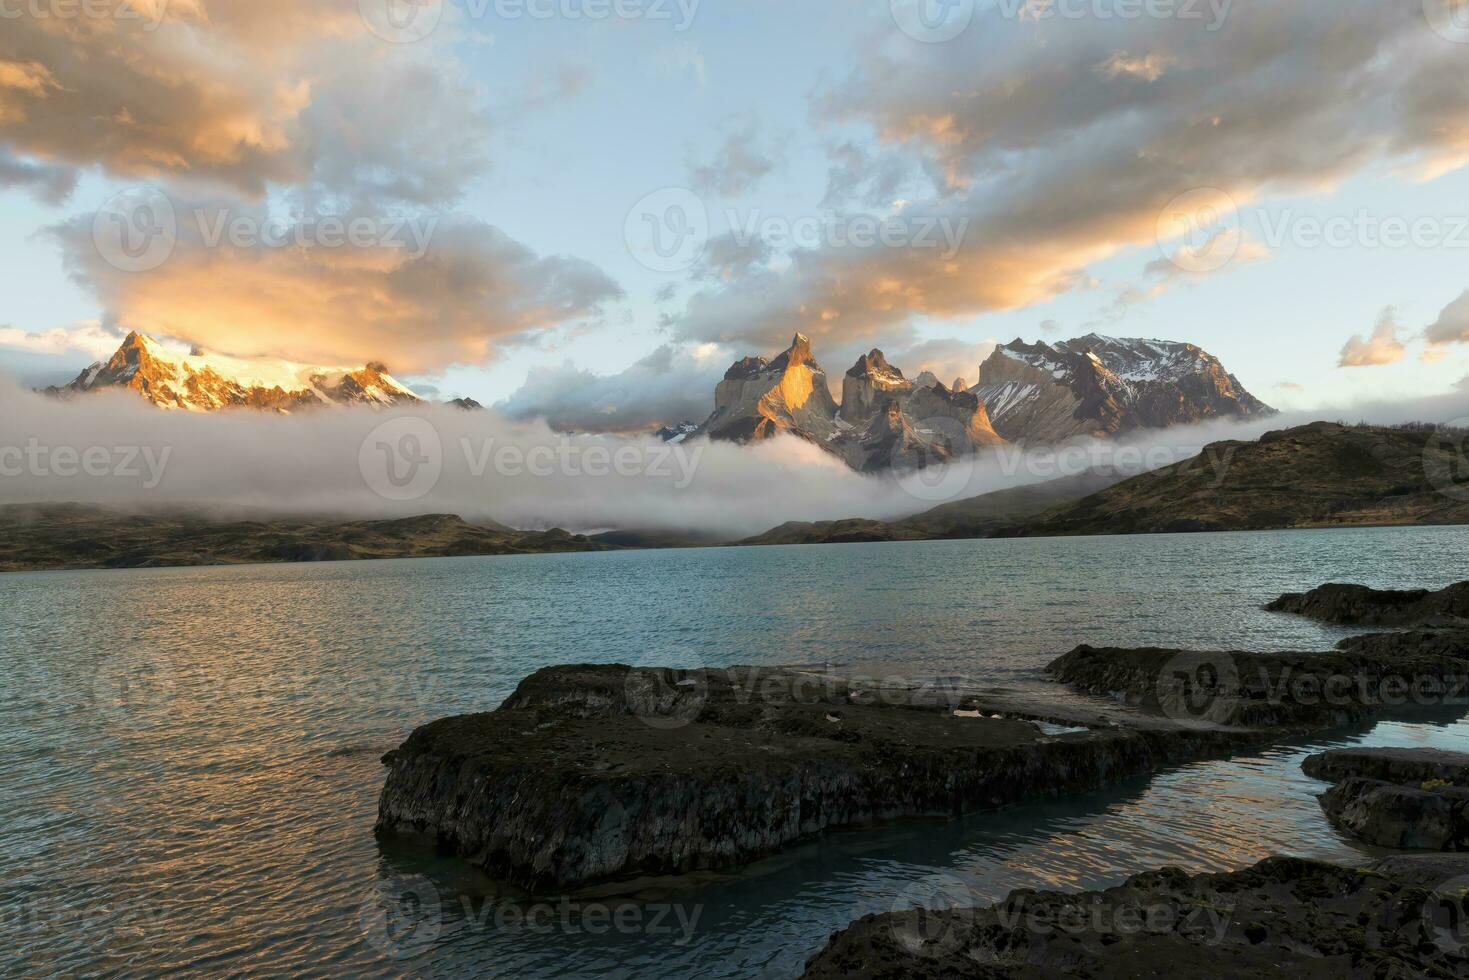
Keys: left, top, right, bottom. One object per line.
{"left": 3, "top": 526, "right": 1468, "bottom": 977}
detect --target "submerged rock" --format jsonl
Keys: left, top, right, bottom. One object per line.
{"left": 1267, "top": 581, "right": 1469, "bottom": 626}
{"left": 800, "top": 854, "right": 1469, "bottom": 978}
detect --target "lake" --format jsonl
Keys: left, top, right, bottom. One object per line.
{"left": 3, "top": 526, "right": 1468, "bottom": 977}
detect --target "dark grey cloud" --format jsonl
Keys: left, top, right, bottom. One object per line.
{"left": 496, "top": 344, "right": 723, "bottom": 433}
{"left": 1427, "top": 289, "right": 1469, "bottom": 347}
{"left": 687, "top": 116, "right": 783, "bottom": 197}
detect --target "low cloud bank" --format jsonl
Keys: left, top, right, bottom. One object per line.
{"left": 1, "top": 380, "right": 1465, "bottom": 540}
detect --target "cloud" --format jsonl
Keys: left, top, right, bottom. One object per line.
{"left": 883, "top": 336, "right": 997, "bottom": 389}
{"left": 1458, "top": 375, "right": 1469, "bottom": 392}
{"left": 1339, "top": 309, "right": 1408, "bottom": 367}
{"left": 668, "top": 2, "right": 1469, "bottom": 352}
{"left": 1096, "top": 52, "right": 1177, "bottom": 83}
{"left": 0, "top": 147, "right": 77, "bottom": 204}
{"left": 687, "top": 116, "right": 783, "bottom": 198}
{"left": 10, "top": 376, "right": 1468, "bottom": 539}
{"left": 0, "top": 0, "right": 487, "bottom": 204}
{"left": 496, "top": 344, "right": 727, "bottom": 433}
{"left": 0, "top": 322, "right": 125, "bottom": 361}
{"left": 820, "top": 141, "right": 924, "bottom": 210}
{"left": 0, "top": 378, "right": 1304, "bottom": 538}
{"left": 654, "top": 41, "right": 707, "bottom": 88}
{"left": 1426, "top": 288, "right": 1469, "bottom": 346}
{"left": 47, "top": 201, "right": 623, "bottom": 373}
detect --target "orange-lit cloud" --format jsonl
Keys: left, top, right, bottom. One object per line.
{"left": 673, "top": 1, "right": 1469, "bottom": 353}
{"left": 49, "top": 205, "right": 622, "bottom": 373}
{"left": 0, "top": 0, "right": 484, "bottom": 203}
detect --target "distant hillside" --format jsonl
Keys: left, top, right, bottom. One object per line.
{"left": 741, "top": 469, "right": 1124, "bottom": 546}
{"left": 743, "top": 422, "right": 1469, "bottom": 546}
{"left": 1016, "top": 421, "right": 1469, "bottom": 536}
{"left": 0, "top": 506, "right": 615, "bottom": 572}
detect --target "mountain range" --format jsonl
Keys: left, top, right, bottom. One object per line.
{"left": 43, "top": 330, "right": 1273, "bottom": 474}
{"left": 680, "top": 332, "right": 1274, "bottom": 470}
{"left": 45, "top": 332, "right": 422, "bottom": 411}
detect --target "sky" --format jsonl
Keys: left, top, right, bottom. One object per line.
{"left": 3, "top": 0, "right": 1469, "bottom": 432}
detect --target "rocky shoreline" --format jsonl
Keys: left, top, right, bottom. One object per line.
{"left": 376, "top": 580, "right": 1469, "bottom": 974}
{"left": 799, "top": 853, "right": 1469, "bottom": 978}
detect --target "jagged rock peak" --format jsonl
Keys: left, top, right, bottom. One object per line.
{"left": 846, "top": 349, "right": 905, "bottom": 382}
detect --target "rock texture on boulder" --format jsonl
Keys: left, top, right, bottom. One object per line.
{"left": 1047, "top": 643, "right": 1469, "bottom": 729}
{"left": 1318, "top": 777, "right": 1469, "bottom": 850}
{"left": 1304, "top": 747, "right": 1469, "bottom": 850}
{"left": 1269, "top": 581, "right": 1469, "bottom": 626}
{"left": 801, "top": 854, "right": 1469, "bottom": 978}
{"left": 1303, "top": 747, "right": 1469, "bottom": 787}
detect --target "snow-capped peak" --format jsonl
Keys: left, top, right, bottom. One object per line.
{"left": 49, "top": 332, "right": 423, "bottom": 412}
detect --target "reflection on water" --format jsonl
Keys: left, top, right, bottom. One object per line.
{"left": 1, "top": 526, "right": 1467, "bottom": 977}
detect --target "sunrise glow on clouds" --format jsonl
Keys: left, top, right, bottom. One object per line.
{"left": 2, "top": 0, "right": 1469, "bottom": 424}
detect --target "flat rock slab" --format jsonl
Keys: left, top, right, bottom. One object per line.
{"left": 801, "top": 855, "right": 1469, "bottom": 978}
{"left": 1337, "top": 629, "right": 1469, "bottom": 660}
{"left": 1047, "top": 644, "right": 1469, "bottom": 729}
{"left": 1319, "top": 777, "right": 1469, "bottom": 850}
{"left": 375, "top": 664, "right": 1261, "bottom": 893}
{"left": 1304, "top": 747, "right": 1469, "bottom": 787}
{"left": 1267, "top": 581, "right": 1469, "bottom": 626}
